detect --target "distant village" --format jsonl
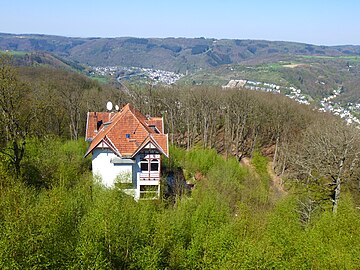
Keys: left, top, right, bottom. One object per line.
{"left": 319, "top": 89, "right": 360, "bottom": 125}
{"left": 223, "top": 79, "right": 360, "bottom": 126}
{"left": 90, "top": 66, "right": 360, "bottom": 127}
{"left": 90, "top": 66, "right": 184, "bottom": 85}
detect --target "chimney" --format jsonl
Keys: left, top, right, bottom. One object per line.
{"left": 94, "top": 112, "right": 98, "bottom": 133}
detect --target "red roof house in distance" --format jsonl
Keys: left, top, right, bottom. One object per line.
{"left": 85, "top": 103, "right": 168, "bottom": 200}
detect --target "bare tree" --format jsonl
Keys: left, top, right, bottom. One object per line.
{"left": 0, "top": 55, "right": 33, "bottom": 177}
{"left": 55, "top": 72, "right": 95, "bottom": 140}
{"left": 291, "top": 118, "right": 360, "bottom": 213}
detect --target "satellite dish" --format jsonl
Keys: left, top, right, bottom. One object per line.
{"left": 115, "top": 105, "right": 120, "bottom": 111}
{"left": 106, "top": 101, "right": 113, "bottom": 111}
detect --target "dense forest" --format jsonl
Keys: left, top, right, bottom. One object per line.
{"left": 1, "top": 54, "right": 360, "bottom": 269}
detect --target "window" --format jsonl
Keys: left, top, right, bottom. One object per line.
{"left": 140, "top": 159, "right": 148, "bottom": 171}
{"left": 140, "top": 185, "right": 158, "bottom": 192}
{"left": 96, "top": 120, "right": 103, "bottom": 130}
{"left": 139, "top": 185, "right": 159, "bottom": 199}
{"left": 140, "top": 156, "right": 160, "bottom": 173}
{"left": 149, "top": 125, "right": 160, "bottom": 133}
{"left": 150, "top": 159, "right": 159, "bottom": 171}
{"left": 141, "top": 162, "right": 148, "bottom": 171}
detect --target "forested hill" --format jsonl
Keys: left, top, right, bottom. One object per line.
{"left": 1, "top": 32, "right": 360, "bottom": 72}
{"left": 2, "top": 55, "right": 360, "bottom": 268}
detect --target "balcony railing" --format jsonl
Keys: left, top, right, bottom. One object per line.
{"left": 139, "top": 172, "right": 160, "bottom": 181}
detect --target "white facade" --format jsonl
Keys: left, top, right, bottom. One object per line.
{"left": 91, "top": 144, "right": 161, "bottom": 200}
{"left": 92, "top": 148, "right": 135, "bottom": 187}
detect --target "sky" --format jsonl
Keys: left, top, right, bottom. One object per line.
{"left": 1, "top": 0, "right": 360, "bottom": 45}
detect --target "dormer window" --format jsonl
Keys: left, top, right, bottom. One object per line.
{"left": 97, "top": 120, "right": 103, "bottom": 130}
{"left": 149, "top": 125, "right": 160, "bottom": 134}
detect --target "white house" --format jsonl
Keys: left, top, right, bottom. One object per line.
{"left": 84, "top": 103, "right": 168, "bottom": 200}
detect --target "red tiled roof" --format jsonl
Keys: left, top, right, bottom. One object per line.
{"left": 85, "top": 104, "right": 168, "bottom": 157}
{"left": 146, "top": 117, "right": 164, "bottom": 133}
{"left": 86, "top": 112, "right": 110, "bottom": 140}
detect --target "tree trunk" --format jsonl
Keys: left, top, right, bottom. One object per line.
{"left": 170, "top": 110, "right": 174, "bottom": 145}
{"left": 12, "top": 139, "right": 26, "bottom": 178}
{"left": 332, "top": 177, "right": 341, "bottom": 214}
{"left": 273, "top": 134, "right": 280, "bottom": 170}
{"left": 333, "top": 154, "right": 346, "bottom": 214}
{"left": 203, "top": 116, "right": 208, "bottom": 148}
{"left": 250, "top": 127, "right": 258, "bottom": 158}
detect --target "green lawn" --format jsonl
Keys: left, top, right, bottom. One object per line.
{"left": 0, "top": 50, "right": 27, "bottom": 57}
{"left": 300, "top": 55, "right": 360, "bottom": 62}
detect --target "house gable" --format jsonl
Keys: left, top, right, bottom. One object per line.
{"left": 85, "top": 103, "right": 168, "bottom": 200}
{"left": 132, "top": 135, "right": 169, "bottom": 158}
{"left": 85, "top": 103, "right": 168, "bottom": 158}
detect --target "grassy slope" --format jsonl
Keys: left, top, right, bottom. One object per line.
{"left": 1, "top": 50, "right": 86, "bottom": 72}
{"left": 179, "top": 55, "right": 360, "bottom": 102}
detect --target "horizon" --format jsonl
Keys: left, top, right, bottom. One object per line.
{"left": 1, "top": 0, "right": 360, "bottom": 46}
{"left": 2, "top": 31, "right": 359, "bottom": 47}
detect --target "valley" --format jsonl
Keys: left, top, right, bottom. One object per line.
{"left": 2, "top": 32, "right": 360, "bottom": 269}
{"left": 2, "top": 0, "right": 360, "bottom": 268}
{"left": 88, "top": 57, "right": 360, "bottom": 127}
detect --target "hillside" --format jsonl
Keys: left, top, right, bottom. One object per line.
{"left": 2, "top": 50, "right": 86, "bottom": 72}
{"left": 2, "top": 59, "right": 360, "bottom": 268}
{"left": 2, "top": 32, "right": 360, "bottom": 120}
{"left": 182, "top": 55, "right": 360, "bottom": 101}
{"left": 1, "top": 32, "right": 360, "bottom": 72}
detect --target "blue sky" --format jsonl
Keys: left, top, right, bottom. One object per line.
{"left": 1, "top": 0, "right": 359, "bottom": 45}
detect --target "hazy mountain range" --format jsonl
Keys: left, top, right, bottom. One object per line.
{"left": 1, "top": 32, "right": 360, "bottom": 72}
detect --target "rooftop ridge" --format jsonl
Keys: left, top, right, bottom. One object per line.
{"left": 85, "top": 103, "right": 168, "bottom": 158}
